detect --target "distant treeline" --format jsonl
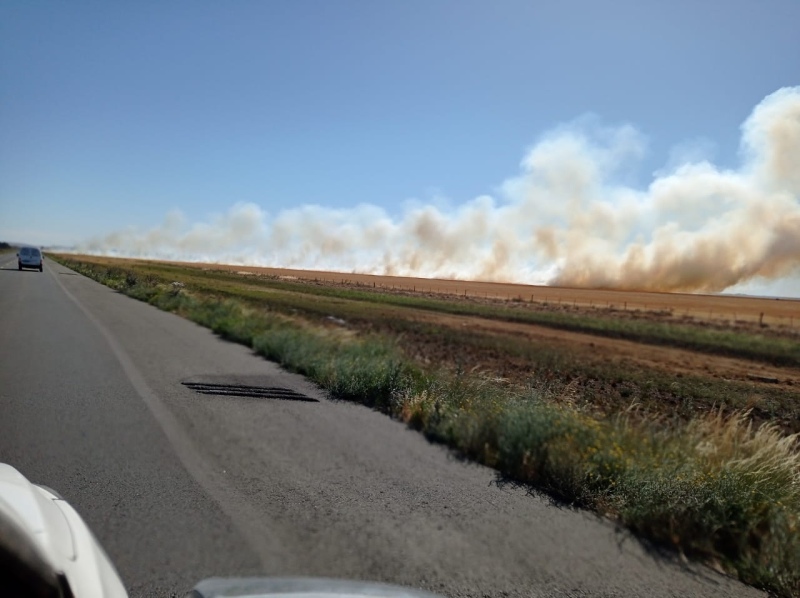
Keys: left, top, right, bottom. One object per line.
{"left": 0, "top": 242, "right": 11, "bottom": 249}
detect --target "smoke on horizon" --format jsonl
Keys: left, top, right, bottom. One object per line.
{"left": 78, "top": 87, "right": 800, "bottom": 294}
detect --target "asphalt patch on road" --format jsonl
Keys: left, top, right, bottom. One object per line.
{"left": 181, "top": 377, "right": 319, "bottom": 402}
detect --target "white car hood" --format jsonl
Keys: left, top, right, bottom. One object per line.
{"left": 0, "top": 463, "right": 128, "bottom": 597}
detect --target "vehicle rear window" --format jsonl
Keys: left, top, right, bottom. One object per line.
{"left": 20, "top": 248, "right": 31, "bottom": 256}
{"left": 31, "top": 249, "right": 41, "bottom": 257}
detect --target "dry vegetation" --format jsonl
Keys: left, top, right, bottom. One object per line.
{"left": 53, "top": 254, "right": 800, "bottom": 596}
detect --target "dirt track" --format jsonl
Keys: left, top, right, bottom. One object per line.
{"left": 408, "top": 307, "right": 800, "bottom": 387}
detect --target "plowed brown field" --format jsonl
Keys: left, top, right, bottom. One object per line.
{"left": 187, "top": 261, "right": 800, "bottom": 326}
{"left": 68, "top": 255, "right": 800, "bottom": 391}
{"left": 190, "top": 263, "right": 800, "bottom": 385}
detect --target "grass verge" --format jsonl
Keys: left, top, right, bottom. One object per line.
{"left": 54, "top": 255, "right": 800, "bottom": 596}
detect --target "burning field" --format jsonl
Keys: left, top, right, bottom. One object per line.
{"left": 49, "top": 86, "right": 800, "bottom": 595}
{"left": 77, "top": 87, "right": 800, "bottom": 298}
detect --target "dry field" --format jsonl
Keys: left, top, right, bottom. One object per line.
{"left": 188, "top": 262, "right": 800, "bottom": 327}
{"left": 70, "top": 256, "right": 800, "bottom": 399}
{"left": 195, "top": 262, "right": 800, "bottom": 391}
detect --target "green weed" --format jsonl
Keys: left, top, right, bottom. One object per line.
{"left": 396, "top": 379, "right": 800, "bottom": 595}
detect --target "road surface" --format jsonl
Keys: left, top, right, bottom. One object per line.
{"left": 0, "top": 255, "right": 763, "bottom": 597}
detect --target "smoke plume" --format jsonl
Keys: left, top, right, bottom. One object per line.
{"left": 79, "top": 87, "right": 800, "bottom": 293}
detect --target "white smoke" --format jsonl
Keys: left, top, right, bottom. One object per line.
{"left": 79, "top": 86, "right": 800, "bottom": 293}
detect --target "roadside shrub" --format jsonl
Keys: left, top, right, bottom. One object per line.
{"left": 253, "top": 324, "right": 411, "bottom": 408}
{"left": 395, "top": 380, "right": 800, "bottom": 595}
{"left": 613, "top": 414, "right": 800, "bottom": 595}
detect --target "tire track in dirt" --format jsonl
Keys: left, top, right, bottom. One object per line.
{"left": 402, "top": 308, "right": 800, "bottom": 389}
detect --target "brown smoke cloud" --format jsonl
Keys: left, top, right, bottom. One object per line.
{"left": 78, "top": 87, "right": 800, "bottom": 294}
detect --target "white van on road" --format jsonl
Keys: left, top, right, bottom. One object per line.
{"left": 17, "top": 247, "right": 43, "bottom": 272}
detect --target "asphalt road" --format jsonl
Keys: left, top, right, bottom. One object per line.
{"left": 0, "top": 256, "right": 763, "bottom": 598}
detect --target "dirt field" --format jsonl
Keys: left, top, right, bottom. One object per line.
{"left": 168, "top": 261, "right": 800, "bottom": 390}
{"left": 397, "top": 305, "right": 799, "bottom": 383}
{"left": 171, "top": 261, "right": 800, "bottom": 326}
{"left": 66, "top": 255, "right": 800, "bottom": 382}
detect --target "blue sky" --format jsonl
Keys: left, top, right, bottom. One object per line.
{"left": 1, "top": 1, "right": 799, "bottom": 293}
